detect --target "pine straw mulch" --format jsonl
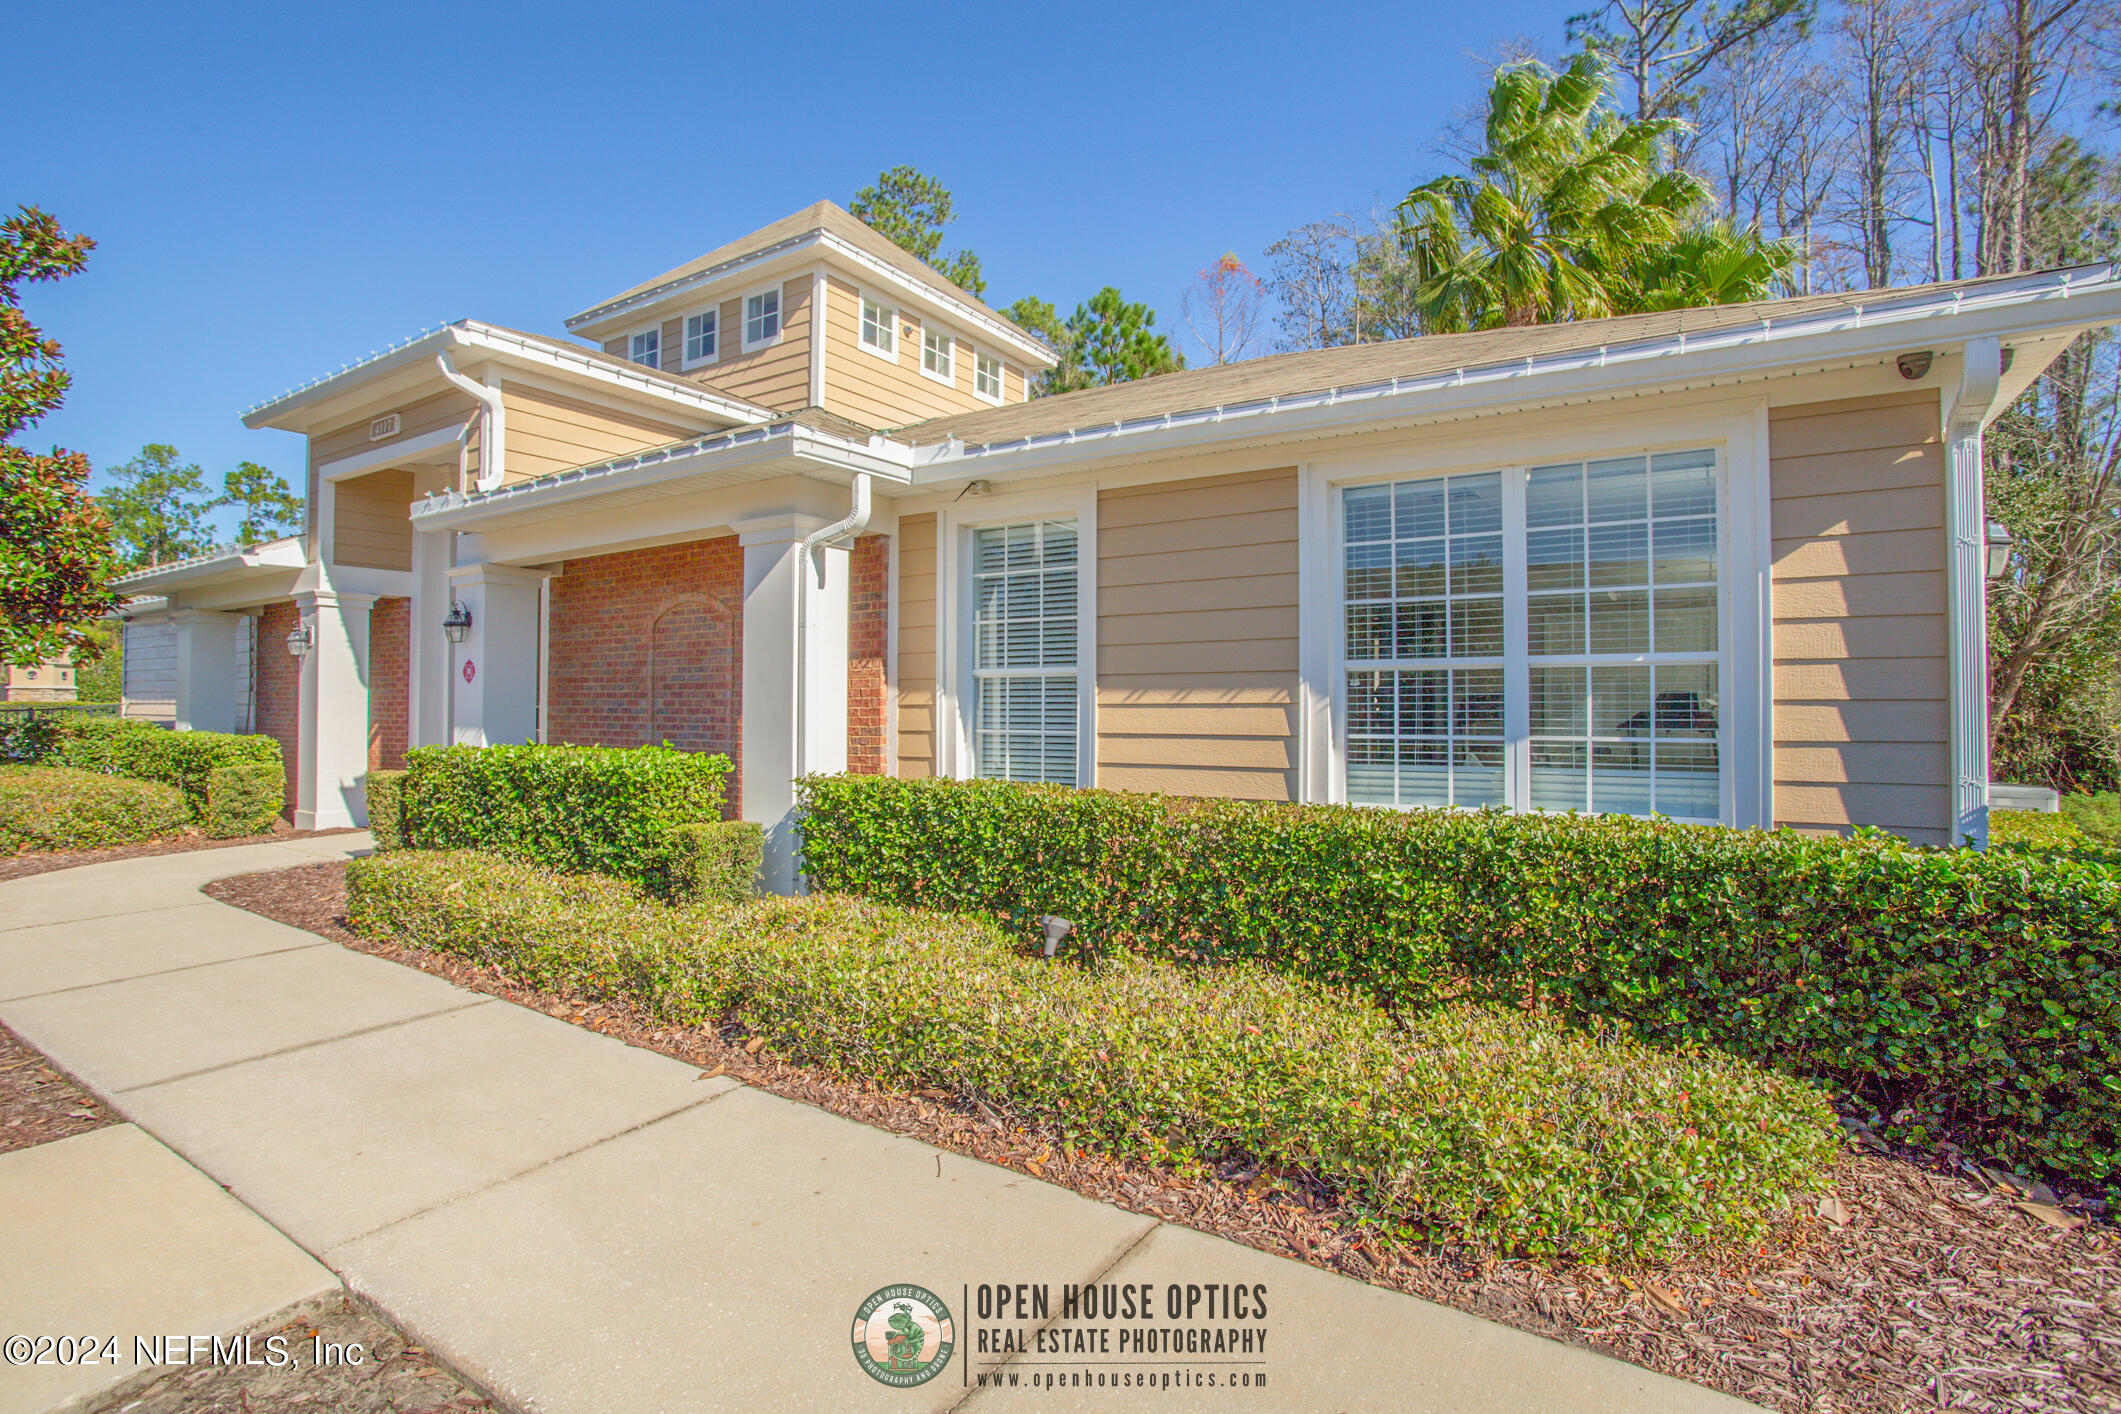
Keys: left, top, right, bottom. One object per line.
{"left": 0, "top": 1020, "right": 117, "bottom": 1155}
{"left": 206, "top": 861, "right": 2121, "bottom": 1414}
{"left": 0, "top": 825, "right": 359, "bottom": 883}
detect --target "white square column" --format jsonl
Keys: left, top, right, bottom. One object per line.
{"left": 295, "top": 590, "right": 374, "bottom": 830}
{"left": 447, "top": 563, "right": 546, "bottom": 749}
{"left": 738, "top": 516, "right": 851, "bottom": 894}
{"left": 170, "top": 609, "right": 242, "bottom": 734}
{"left": 410, "top": 529, "right": 453, "bottom": 749}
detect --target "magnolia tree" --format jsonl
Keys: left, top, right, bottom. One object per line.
{"left": 0, "top": 206, "right": 122, "bottom": 668}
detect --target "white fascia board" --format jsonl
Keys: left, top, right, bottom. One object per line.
{"left": 567, "top": 230, "right": 1055, "bottom": 370}
{"left": 407, "top": 423, "right": 916, "bottom": 532}
{"left": 909, "top": 264, "right": 2121, "bottom": 487}
{"left": 243, "top": 322, "right": 778, "bottom": 432}
{"left": 110, "top": 537, "right": 310, "bottom": 594}
{"left": 317, "top": 423, "right": 468, "bottom": 482}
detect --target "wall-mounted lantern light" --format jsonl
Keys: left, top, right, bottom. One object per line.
{"left": 284, "top": 622, "right": 313, "bottom": 658}
{"left": 442, "top": 600, "right": 474, "bottom": 644}
{"left": 1985, "top": 520, "right": 2014, "bottom": 581}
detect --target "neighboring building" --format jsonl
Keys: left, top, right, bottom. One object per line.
{"left": 113, "top": 200, "right": 2121, "bottom": 886}
{"left": 1, "top": 654, "right": 76, "bottom": 703}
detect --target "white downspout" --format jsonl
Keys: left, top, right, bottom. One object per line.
{"left": 1945, "top": 337, "right": 2004, "bottom": 848}
{"left": 434, "top": 351, "right": 507, "bottom": 491}
{"left": 793, "top": 471, "right": 873, "bottom": 792}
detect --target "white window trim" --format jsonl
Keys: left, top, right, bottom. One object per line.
{"left": 741, "top": 284, "right": 783, "bottom": 352}
{"left": 858, "top": 292, "right": 899, "bottom": 363}
{"left": 1296, "top": 401, "right": 1771, "bottom": 828}
{"left": 972, "top": 348, "right": 1006, "bottom": 405}
{"left": 934, "top": 482, "right": 1099, "bottom": 789}
{"left": 919, "top": 323, "right": 957, "bottom": 387}
{"left": 626, "top": 324, "right": 662, "bottom": 370}
{"left": 680, "top": 306, "right": 720, "bottom": 369}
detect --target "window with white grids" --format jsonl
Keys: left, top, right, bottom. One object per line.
{"left": 921, "top": 326, "right": 954, "bottom": 383}
{"left": 975, "top": 351, "right": 1004, "bottom": 402}
{"left": 684, "top": 310, "right": 717, "bottom": 364}
{"left": 1341, "top": 449, "right": 1722, "bottom": 821}
{"left": 744, "top": 289, "right": 780, "bottom": 347}
{"left": 970, "top": 519, "right": 1078, "bottom": 784}
{"left": 628, "top": 328, "right": 660, "bottom": 369}
{"left": 860, "top": 297, "right": 895, "bottom": 356}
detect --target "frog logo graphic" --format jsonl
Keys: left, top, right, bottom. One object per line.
{"left": 852, "top": 1284, "right": 955, "bottom": 1387}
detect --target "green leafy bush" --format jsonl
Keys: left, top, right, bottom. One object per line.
{"left": 799, "top": 774, "right": 2121, "bottom": 1192}
{"left": 44, "top": 717, "right": 281, "bottom": 827}
{"left": 2064, "top": 792, "right": 2121, "bottom": 844}
{"left": 346, "top": 849, "right": 1838, "bottom": 1261}
{"left": 0, "top": 711, "right": 60, "bottom": 763}
{"left": 202, "top": 763, "right": 283, "bottom": 839}
{"left": 401, "top": 743, "right": 730, "bottom": 897}
{"left": 0, "top": 765, "right": 191, "bottom": 851}
{"left": 1990, "top": 809, "right": 2086, "bottom": 850}
{"left": 666, "top": 820, "right": 762, "bottom": 904}
{"left": 365, "top": 769, "right": 407, "bottom": 850}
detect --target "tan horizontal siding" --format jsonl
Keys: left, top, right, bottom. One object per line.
{"left": 500, "top": 385, "right": 693, "bottom": 483}
{"left": 615, "top": 278, "right": 814, "bottom": 414}
{"left": 895, "top": 511, "right": 937, "bottom": 778}
{"left": 1770, "top": 394, "right": 1949, "bottom": 840}
{"left": 332, "top": 468, "right": 414, "bottom": 572}
{"left": 1097, "top": 468, "right": 1299, "bottom": 800}
{"left": 311, "top": 389, "right": 475, "bottom": 465}
{"left": 820, "top": 274, "right": 988, "bottom": 426}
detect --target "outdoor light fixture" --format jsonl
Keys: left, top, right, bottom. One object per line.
{"left": 442, "top": 600, "right": 473, "bottom": 644}
{"left": 1986, "top": 519, "right": 2014, "bottom": 581}
{"left": 1039, "top": 915, "right": 1076, "bottom": 959}
{"left": 284, "top": 623, "right": 312, "bottom": 658}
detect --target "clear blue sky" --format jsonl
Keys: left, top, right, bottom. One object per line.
{"left": 15, "top": 1, "right": 1565, "bottom": 539}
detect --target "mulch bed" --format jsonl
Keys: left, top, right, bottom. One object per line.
{"left": 0, "top": 1022, "right": 116, "bottom": 1155}
{"left": 209, "top": 862, "right": 2121, "bottom": 1414}
{"left": 0, "top": 825, "right": 359, "bottom": 883}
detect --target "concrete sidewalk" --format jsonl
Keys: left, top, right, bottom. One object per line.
{"left": 0, "top": 841, "right": 1762, "bottom": 1414}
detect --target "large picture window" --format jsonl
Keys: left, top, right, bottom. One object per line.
{"left": 970, "top": 519, "right": 1079, "bottom": 784}
{"left": 1341, "top": 449, "right": 1722, "bottom": 821}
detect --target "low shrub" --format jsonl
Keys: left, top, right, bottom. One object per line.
{"left": 666, "top": 820, "right": 762, "bottom": 904}
{"left": 202, "top": 763, "right": 283, "bottom": 839}
{"left": 0, "top": 765, "right": 191, "bottom": 852}
{"left": 2064, "top": 791, "right": 2121, "bottom": 845}
{"left": 799, "top": 774, "right": 2121, "bottom": 1194}
{"left": 0, "top": 711, "right": 60, "bottom": 763}
{"left": 43, "top": 717, "right": 282, "bottom": 828}
{"left": 345, "top": 849, "right": 1838, "bottom": 1262}
{"left": 1989, "top": 808, "right": 2084, "bottom": 850}
{"left": 401, "top": 743, "right": 729, "bottom": 897}
{"left": 365, "top": 769, "right": 407, "bottom": 850}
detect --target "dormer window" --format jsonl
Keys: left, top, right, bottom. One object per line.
{"left": 744, "top": 288, "right": 781, "bottom": 349}
{"left": 921, "top": 326, "right": 955, "bottom": 384}
{"left": 975, "top": 351, "right": 1004, "bottom": 403}
{"left": 629, "top": 328, "right": 660, "bottom": 369}
{"left": 860, "top": 296, "right": 896, "bottom": 358}
{"left": 684, "top": 309, "right": 718, "bottom": 365}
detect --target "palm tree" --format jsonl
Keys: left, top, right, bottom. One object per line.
{"left": 1399, "top": 53, "right": 1796, "bottom": 331}
{"left": 1627, "top": 221, "right": 1805, "bottom": 311}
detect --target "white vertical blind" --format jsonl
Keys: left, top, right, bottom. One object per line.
{"left": 971, "top": 519, "right": 1078, "bottom": 783}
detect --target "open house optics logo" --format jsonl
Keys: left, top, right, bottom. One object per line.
{"left": 851, "top": 1285, "right": 956, "bottom": 1387}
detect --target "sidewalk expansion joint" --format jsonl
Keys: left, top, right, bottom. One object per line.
{"left": 116, "top": 998, "right": 497, "bottom": 1094}
{"left": 325, "top": 1084, "right": 743, "bottom": 1254}
{"left": 0, "top": 941, "right": 329, "bottom": 1002}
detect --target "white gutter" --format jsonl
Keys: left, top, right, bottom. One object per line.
{"left": 795, "top": 472, "right": 873, "bottom": 791}
{"left": 435, "top": 351, "right": 507, "bottom": 491}
{"left": 1945, "top": 337, "right": 2006, "bottom": 848}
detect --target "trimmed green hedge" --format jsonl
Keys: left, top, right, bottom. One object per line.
{"left": 2063, "top": 792, "right": 2121, "bottom": 845}
{"left": 0, "top": 765, "right": 191, "bottom": 851}
{"left": 798, "top": 774, "right": 2121, "bottom": 1193}
{"left": 39, "top": 717, "right": 283, "bottom": 832}
{"left": 402, "top": 743, "right": 730, "bottom": 897}
{"left": 345, "top": 849, "right": 1838, "bottom": 1261}
{"left": 365, "top": 769, "right": 407, "bottom": 850}
{"left": 666, "top": 820, "right": 762, "bottom": 904}
{"left": 203, "top": 763, "right": 283, "bottom": 839}
{"left": 1989, "top": 808, "right": 2085, "bottom": 851}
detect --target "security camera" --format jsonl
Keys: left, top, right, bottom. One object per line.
{"left": 1896, "top": 351, "right": 1934, "bottom": 380}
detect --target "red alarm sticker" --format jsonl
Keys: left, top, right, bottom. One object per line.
{"left": 462, "top": 659, "right": 476, "bottom": 683}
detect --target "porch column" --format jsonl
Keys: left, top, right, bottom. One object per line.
{"left": 409, "top": 528, "right": 452, "bottom": 749}
{"left": 170, "top": 609, "right": 241, "bottom": 734}
{"left": 447, "top": 562, "right": 545, "bottom": 748}
{"left": 294, "top": 589, "right": 373, "bottom": 830}
{"left": 737, "top": 515, "right": 851, "bottom": 894}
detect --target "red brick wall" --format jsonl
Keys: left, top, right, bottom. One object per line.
{"left": 546, "top": 537, "right": 744, "bottom": 816}
{"left": 255, "top": 601, "right": 300, "bottom": 820}
{"left": 368, "top": 596, "right": 409, "bottom": 773}
{"left": 848, "top": 533, "right": 888, "bottom": 775}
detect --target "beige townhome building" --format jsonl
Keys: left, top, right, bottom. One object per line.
{"left": 114, "top": 201, "right": 2121, "bottom": 889}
